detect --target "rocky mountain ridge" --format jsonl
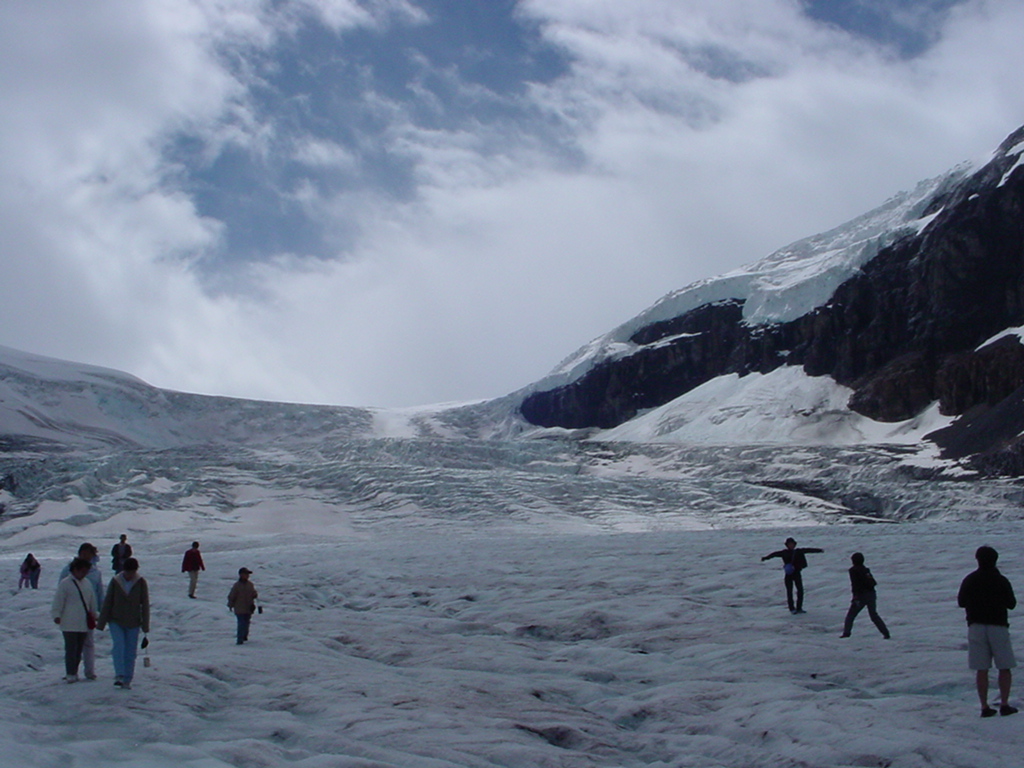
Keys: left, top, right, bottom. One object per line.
{"left": 521, "top": 125, "right": 1024, "bottom": 467}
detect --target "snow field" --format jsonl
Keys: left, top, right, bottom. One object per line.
{"left": 2, "top": 522, "right": 1022, "bottom": 768}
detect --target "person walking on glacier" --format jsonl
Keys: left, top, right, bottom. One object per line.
{"left": 97, "top": 557, "right": 150, "bottom": 689}
{"left": 182, "top": 541, "right": 205, "bottom": 599}
{"left": 51, "top": 557, "right": 97, "bottom": 683}
{"left": 840, "top": 552, "right": 890, "bottom": 639}
{"left": 958, "top": 545, "right": 1018, "bottom": 717}
{"left": 227, "top": 568, "right": 258, "bottom": 645}
{"left": 761, "top": 537, "right": 823, "bottom": 614}
{"left": 111, "top": 534, "right": 132, "bottom": 574}
{"left": 58, "top": 543, "right": 104, "bottom": 680}
{"left": 19, "top": 553, "right": 41, "bottom": 589}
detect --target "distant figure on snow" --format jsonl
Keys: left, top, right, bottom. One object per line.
{"left": 227, "top": 568, "right": 258, "bottom": 645}
{"left": 97, "top": 557, "right": 150, "bottom": 690}
{"left": 51, "top": 557, "right": 97, "bottom": 683}
{"left": 58, "top": 543, "right": 104, "bottom": 681}
{"left": 958, "top": 545, "right": 1018, "bottom": 717}
{"left": 181, "top": 541, "right": 205, "bottom": 599}
{"left": 840, "top": 552, "right": 890, "bottom": 639}
{"left": 111, "top": 534, "right": 132, "bottom": 574}
{"left": 19, "top": 553, "right": 41, "bottom": 589}
{"left": 761, "top": 537, "right": 823, "bottom": 614}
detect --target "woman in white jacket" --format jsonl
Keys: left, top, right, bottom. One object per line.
{"left": 51, "top": 558, "right": 97, "bottom": 683}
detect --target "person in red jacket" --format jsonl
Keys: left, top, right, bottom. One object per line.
{"left": 181, "top": 541, "right": 205, "bottom": 599}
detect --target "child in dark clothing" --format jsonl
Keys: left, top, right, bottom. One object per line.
{"left": 841, "top": 552, "right": 890, "bottom": 639}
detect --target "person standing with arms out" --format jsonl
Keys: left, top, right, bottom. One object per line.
{"left": 51, "top": 557, "right": 97, "bottom": 683}
{"left": 182, "top": 541, "right": 205, "bottom": 599}
{"left": 840, "top": 552, "right": 890, "bottom": 639}
{"left": 227, "top": 568, "right": 258, "bottom": 645}
{"left": 761, "top": 537, "right": 824, "bottom": 614}
{"left": 58, "top": 543, "right": 104, "bottom": 680}
{"left": 19, "top": 553, "right": 41, "bottom": 589}
{"left": 958, "top": 545, "right": 1018, "bottom": 717}
{"left": 97, "top": 557, "right": 150, "bottom": 690}
{"left": 111, "top": 534, "right": 132, "bottom": 574}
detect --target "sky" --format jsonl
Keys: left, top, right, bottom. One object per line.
{"left": 2, "top": 0, "right": 1024, "bottom": 408}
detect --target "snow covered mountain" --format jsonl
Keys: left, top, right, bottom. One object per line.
{"left": 5, "top": 125, "right": 1024, "bottom": 463}
{"left": 5, "top": 125, "right": 1024, "bottom": 536}
{"left": 521, "top": 124, "right": 1024, "bottom": 470}
{"left": 0, "top": 344, "right": 381, "bottom": 450}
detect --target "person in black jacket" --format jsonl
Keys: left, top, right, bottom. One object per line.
{"left": 761, "top": 537, "right": 823, "bottom": 614}
{"left": 840, "top": 552, "right": 890, "bottom": 639}
{"left": 958, "top": 545, "right": 1018, "bottom": 717}
{"left": 111, "top": 534, "right": 132, "bottom": 574}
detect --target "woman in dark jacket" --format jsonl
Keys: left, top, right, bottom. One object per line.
{"left": 97, "top": 557, "right": 150, "bottom": 689}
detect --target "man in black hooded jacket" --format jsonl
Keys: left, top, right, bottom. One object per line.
{"left": 761, "top": 537, "right": 823, "bottom": 614}
{"left": 958, "top": 545, "right": 1018, "bottom": 717}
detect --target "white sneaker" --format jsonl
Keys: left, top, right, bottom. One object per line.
{"left": 63, "top": 675, "right": 78, "bottom": 684}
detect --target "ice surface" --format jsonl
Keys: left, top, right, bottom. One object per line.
{"left": 3, "top": 522, "right": 1024, "bottom": 768}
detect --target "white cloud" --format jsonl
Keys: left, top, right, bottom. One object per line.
{"left": 291, "top": 0, "right": 427, "bottom": 32}
{"left": 2, "top": 0, "right": 1024, "bottom": 407}
{"left": 292, "top": 137, "right": 358, "bottom": 169}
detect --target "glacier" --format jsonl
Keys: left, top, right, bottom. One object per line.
{"left": 4, "top": 143, "right": 1024, "bottom": 767}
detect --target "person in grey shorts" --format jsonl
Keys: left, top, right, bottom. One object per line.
{"left": 958, "top": 546, "right": 1018, "bottom": 717}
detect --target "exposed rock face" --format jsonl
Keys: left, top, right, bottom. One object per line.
{"left": 521, "top": 126, "right": 1024, "bottom": 439}
{"left": 935, "top": 337, "right": 1024, "bottom": 415}
{"left": 519, "top": 300, "right": 750, "bottom": 429}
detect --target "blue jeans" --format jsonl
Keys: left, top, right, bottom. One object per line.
{"left": 236, "top": 613, "right": 251, "bottom": 643}
{"left": 109, "top": 623, "right": 140, "bottom": 683}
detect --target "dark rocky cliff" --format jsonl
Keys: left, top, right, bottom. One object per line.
{"left": 522, "top": 126, "right": 1024, "bottom": 457}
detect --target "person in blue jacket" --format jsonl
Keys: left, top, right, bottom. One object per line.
{"left": 761, "top": 537, "right": 823, "bottom": 614}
